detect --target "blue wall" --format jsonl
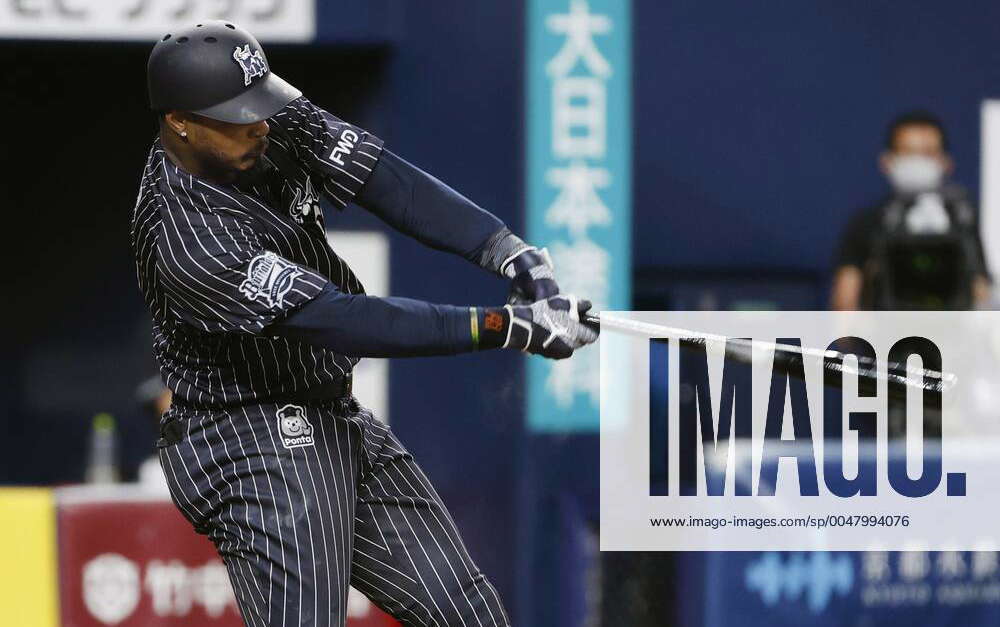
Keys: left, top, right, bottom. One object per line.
{"left": 633, "top": 0, "right": 1000, "bottom": 275}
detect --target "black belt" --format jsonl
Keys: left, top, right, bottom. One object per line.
{"left": 272, "top": 374, "right": 353, "bottom": 405}
{"left": 158, "top": 374, "right": 353, "bottom": 447}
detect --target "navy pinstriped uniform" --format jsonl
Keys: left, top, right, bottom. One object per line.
{"left": 130, "top": 96, "right": 511, "bottom": 626}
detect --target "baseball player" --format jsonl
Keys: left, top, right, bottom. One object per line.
{"left": 131, "top": 21, "right": 597, "bottom": 627}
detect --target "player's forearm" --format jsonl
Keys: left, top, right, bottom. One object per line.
{"left": 270, "top": 283, "right": 598, "bottom": 361}
{"left": 356, "top": 149, "right": 506, "bottom": 260}
{"left": 269, "top": 282, "right": 486, "bottom": 357}
{"left": 355, "top": 149, "right": 558, "bottom": 295}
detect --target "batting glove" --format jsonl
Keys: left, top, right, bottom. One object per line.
{"left": 478, "top": 295, "right": 599, "bottom": 360}
{"left": 502, "top": 247, "right": 560, "bottom": 305}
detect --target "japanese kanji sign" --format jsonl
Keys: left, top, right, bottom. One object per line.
{"left": 526, "top": 0, "right": 632, "bottom": 431}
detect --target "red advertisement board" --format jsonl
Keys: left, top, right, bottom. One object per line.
{"left": 56, "top": 486, "right": 397, "bottom": 627}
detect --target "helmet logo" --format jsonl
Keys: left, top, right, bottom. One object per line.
{"left": 233, "top": 44, "right": 268, "bottom": 87}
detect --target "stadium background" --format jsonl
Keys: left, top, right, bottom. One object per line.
{"left": 3, "top": 0, "right": 1000, "bottom": 625}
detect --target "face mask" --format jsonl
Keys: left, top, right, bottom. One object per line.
{"left": 887, "top": 154, "right": 945, "bottom": 194}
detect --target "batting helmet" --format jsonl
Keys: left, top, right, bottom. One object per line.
{"left": 147, "top": 21, "right": 301, "bottom": 124}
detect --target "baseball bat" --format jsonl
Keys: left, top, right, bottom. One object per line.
{"left": 581, "top": 312, "right": 955, "bottom": 397}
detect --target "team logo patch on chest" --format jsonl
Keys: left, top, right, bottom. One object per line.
{"left": 277, "top": 404, "right": 314, "bottom": 449}
{"left": 233, "top": 44, "right": 268, "bottom": 87}
{"left": 289, "top": 177, "right": 321, "bottom": 225}
{"left": 239, "top": 251, "right": 302, "bottom": 309}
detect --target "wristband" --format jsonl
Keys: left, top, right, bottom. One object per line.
{"left": 470, "top": 307, "right": 480, "bottom": 350}
{"left": 477, "top": 307, "right": 510, "bottom": 350}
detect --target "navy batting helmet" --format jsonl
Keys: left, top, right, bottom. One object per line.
{"left": 147, "top": 21, "right": 301, "bottom": 124}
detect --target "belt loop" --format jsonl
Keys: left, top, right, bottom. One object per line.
{"left": 156, "top": 417, "right": 184, "bottom": 448}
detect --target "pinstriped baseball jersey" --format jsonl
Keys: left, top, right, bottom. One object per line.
{"left": 131, "top": 96, "right": 383, "bottom": 407}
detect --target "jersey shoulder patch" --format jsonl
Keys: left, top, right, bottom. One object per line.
{"left": 239, "top": 251, "right": 303, "bottom": 309}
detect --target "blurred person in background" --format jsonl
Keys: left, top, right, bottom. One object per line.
{"left": 831, "top": 111, "right": 990, "bottom": 310}
{"left": 134, "top": 375, "right": 171, "bottom": 492}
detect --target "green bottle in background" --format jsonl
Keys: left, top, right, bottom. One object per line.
{"left": 85, "top": 412, "right": 120, "bottom": 484}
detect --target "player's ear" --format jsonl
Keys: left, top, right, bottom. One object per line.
{"left": 163, "top": 111, "right": 189, "bottom": 140}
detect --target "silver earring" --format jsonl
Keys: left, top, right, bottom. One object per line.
{"left": 180, "top": 131, "right": 188, "bottom": 138}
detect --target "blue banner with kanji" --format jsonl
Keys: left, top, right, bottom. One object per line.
{"left": 525, "top": 0, "right": 632, "bottom": 432}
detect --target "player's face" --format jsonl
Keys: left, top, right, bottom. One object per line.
{"left": 185, "top": 114, "right": 271, "bottom": 180}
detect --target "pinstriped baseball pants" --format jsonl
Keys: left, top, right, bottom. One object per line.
{"left": 157, "top": 397, "right": 511, "bottom": 627}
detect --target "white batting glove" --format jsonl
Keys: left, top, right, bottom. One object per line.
{"left": 503, "top": 294, "right": 599, "bottom": 360}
